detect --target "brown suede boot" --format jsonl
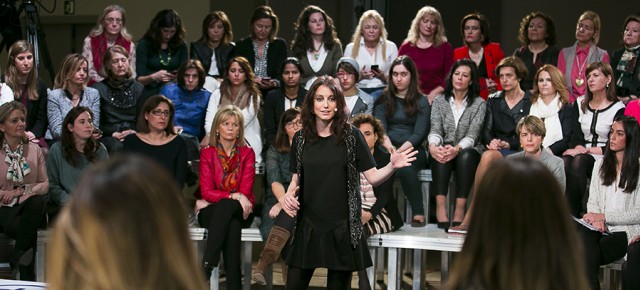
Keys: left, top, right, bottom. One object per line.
{"left": 252, "top": 226, "right": 290, "bottom": 285}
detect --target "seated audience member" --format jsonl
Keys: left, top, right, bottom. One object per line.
{"left": 429, "top": 59, "right": 486, "bottom": 229}
{"left": 92, "top": 45, "right": 143, "bottom": 153}
{"left": 612, "top": 15, "right": 640, "bottom": 104}
{"left": 352, "top": 113, "right": 403, "bottom": 290}
{"left": 0, "top": 102, "right": 49, "bottom": 281}
{"left": 336, "top": 57, "right": 373, "bottom": 119}
{"left": 289, "top": 5, "right": 342, "bottom": 89}
{"left": 136, "top": 9, "right": 188, "bottom": 99}
{"left": 234, "top": 6, "right": 287, "bottom": 97}
{"left": 513, "top": 12, "right": 559, "bottom": 92}
{"left": 563, "top": 62, "right": 625, "bottom": 217}
{"left": 399, "top": 6, "right": 453, "bottom": 104}
{"left": 47, "top": 107, "right": 108, "bottom": 218}
{"left": 4, "top": 40, "right": 49, "bottom": 148}
{"left": 47, "top": 54, "right": 100, "bottom": 141}
{"left": 578, "top": 115, "right": 640, "bottom": 290}
{"left": 374, "top": 56, "right": 429, "bottom": 227}
{"left": 558, "top": 11, "right": 609, "bottom": 102}
{"left": 82, "top": 5, "right": 136, "bottom": 86}
{"left": 160, "top": 59, "right": 211, "bottom": 158}
{"left": 204, "top": 57, "right": 262, "bottom": 164}
{"left": 529, "top": 64, "right": 574, "bottom": 156}
{"left": 252, "top": 108, "right": 300, "bottom": 285}
{"left": 454, "top": 13, "right": 505, "bottom": 99}
{"left": 264, "top": 57, "right": 306, "bottom": 146}
{"left": 122, "top": 95, "right": 188, "bottom": 188}
{"left": 46, "top": 155, "right": 207, "bottom": 290}
{"left": 190, "top": 11, "right": 235, "bottom": 93}
{"left": 444, "top": 158, "right": 588, "bottom": 290}
{"left": 196, "top": 105, "right": 255, "bottom": 287}
{"left": 343, "top": 9, "right": 398, "bottom": 98}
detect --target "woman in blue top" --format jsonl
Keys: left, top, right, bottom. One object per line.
{"left": 374, "top": 55, "right": 430, "bottom": 227}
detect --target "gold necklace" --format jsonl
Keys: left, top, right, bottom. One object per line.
{"left": 574, "top": 45, "right": 593, "bottom": 87}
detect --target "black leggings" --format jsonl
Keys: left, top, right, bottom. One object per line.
{"left": 623, "top": 241, "right": 640, "bottom": 290}
{"left": 272, "top": 210, "right": 296, "bottom": 258}
{"left": 431, "top": 148, "right": 480, "bottom": 198}
{"left": 563, "top": 153, "right": 595, "bottom": 217}
{"left": 287, "top": 266, "right": 352, "bottom": 290}
{"left": 578, "top": 224, "right": 628, "bottom": 290}
{"left": 395, "top": 146, "right": 428, "bottom": 215}
{"left": 198, "top": 199, "right": 245, "bottom": 290}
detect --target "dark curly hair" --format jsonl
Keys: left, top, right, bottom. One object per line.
{"left": 61, "top": 107, "right": 99, "bottom": 167}
{"left": 300, "top": 76, "right": 349, "bottom": 143}
{"left": 351, "top": 113, "right": 386, "bottom": 147}
{"left": 517, "top": 12, "right": 556, "bottom": 46}
{"left": 290, "top": 5, "right": 341, "bottom": 59}
{"left": 142, "top": 9, "right": 186, "bottom": 54}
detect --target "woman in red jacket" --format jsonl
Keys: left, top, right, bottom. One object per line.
{"left": 453, "top": 13, "right": 505, "bottom": 99}
{"left": 196, "top": 105, "right": 255, "bottom": 289}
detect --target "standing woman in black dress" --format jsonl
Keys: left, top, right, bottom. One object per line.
{"left": 281, "top": 76, "right": 416, "bottom": 290}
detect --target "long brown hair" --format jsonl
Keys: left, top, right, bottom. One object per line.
{"left": 375, "top": 56, "right": 422, "bottom": 118}
{"left": 198, "top": 11, "right": 233, "bottom": 45}
{"left": 5, "top": 40, "right": 39, "bottom": 101}
{"left": 54, "top": 54, "right": 89, "bottom": 90}
{"left": 300, "top": 76, "right": 350, "bottom": 143}
{"left": 581, "top": 62, "right": 618, "bottom": 113}
{"left": 531, "top": 64, "right": 569, "bottom": 106}
{"left": 60, "top": 107, "right": 99, "bottom": 167}
{"left": 219, "top": 57, "right": 260, "bottom": 113}
{"left": 47, "top": 155, "right": 206, "bottom": 290}
{"left": 290, "top": 5, "right": 341, "bottom": 59}
{"left": 274, "top": 108, "right": 300, "bottom": 153}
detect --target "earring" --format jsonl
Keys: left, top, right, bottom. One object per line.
{"left": 607, "top": 83, "right": 610, "bottom": 88}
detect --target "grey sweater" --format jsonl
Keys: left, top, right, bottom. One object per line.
{"left": 428, "top": 95, "right": 486, "bottom": 153}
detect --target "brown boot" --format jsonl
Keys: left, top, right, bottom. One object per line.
{"left": 252, "top": 226, "right": 290, "bottom": 285}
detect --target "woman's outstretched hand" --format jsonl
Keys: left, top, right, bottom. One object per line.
{"left": 389, "top": 146, "right": 418, "bottom": 169}
{"left": 281, "top": 186, "right": 300, "bottom": 217}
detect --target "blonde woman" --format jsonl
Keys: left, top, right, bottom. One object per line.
{"left": 47, "top": 155, "right": 206, "bottom": 290}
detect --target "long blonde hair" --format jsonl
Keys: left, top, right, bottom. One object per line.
{"left": 5, "top": 40, "right": 38, "bottom": 101}
{"left": 89, "top": 4, "right": 132, "bottom": 40}
{"left": 54, "top": 54, "right": 88, "bottom": 90}
{"left": 405, "top": 6, "right": 447, "bottom": 47}
{"left": 46, "top": 155, "right": 206, "bottom": 290}
{"left": 350, "top": 10, "right": 388, "bottom": 59}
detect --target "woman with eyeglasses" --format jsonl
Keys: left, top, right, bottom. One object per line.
{"left": 82, "top": 5, "right": 136, "bottom": 86}
{"left": 122, "top": 95, "right": 188, "bottom": 187}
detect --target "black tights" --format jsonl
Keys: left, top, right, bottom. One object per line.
{"left": 287, "top": 266, "right": 352, "bottom": 290}
{"left": 578, "top": 225, "right": 628, "bottom": 290}
{"left": 623, "top": 241, "right": 640, "bottom": 290}
{"left": 431, "top": 148, "right": 481, "bottom": 198}
{"left": 563, "top": 153, "right": 595, "bottom": 216}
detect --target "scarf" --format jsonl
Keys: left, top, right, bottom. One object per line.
{"left": 104, "top": 78, "right": 136, "bottom": 108}
{"left": 89, "top": 33, "right": 132, "bottom": 78}
{"left": 4, "top": 141, "right": 31, "bottom": 184}
{"left": 216, "top": 142, "right": 240, "bottom": 192}
{"left": 295, "top": 127, "right": 362, "bottom": 248}
{"left": 616, "top": 45, "right": 640, "bottom": 91}
{"left": 529, "top": 93, "right": 563, "bottom": 148}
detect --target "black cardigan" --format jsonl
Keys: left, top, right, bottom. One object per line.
{"left": 234, "top": 37, "right": 288, "bottom": 78}
{"left": 189, "top": 41, "right": 235, "bottom": 77}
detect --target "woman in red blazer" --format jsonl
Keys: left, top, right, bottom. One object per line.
{"left": 196, "top": 105, "right": 255, "bottom": 289}
{"left": 453, "top": 13, "right": 505, "bottom": 99}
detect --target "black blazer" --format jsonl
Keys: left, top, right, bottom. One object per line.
{"left": 482, "top": 91, "right": 532, "bottom": 150}
{"left": 234, "top": 37, "right": 288, "bottom": 78}
{"left": 189, "top": 41, "right": 235, "bottom": 77}
{"left": 547, "top": 103, "right": 576, "bottom": 156}
{"left": 0, "top": 76, "right": 49, "bottom": 138}
{"left": 370, "top": 146, "right": 404, "bottom": 230}
{"left": 263, "top": 87, "right": 307, "bottom": 145}
{"left": 611, "top": 47, "right": 640, "bottom": 97}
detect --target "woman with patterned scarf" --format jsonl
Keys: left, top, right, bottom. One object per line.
{"left": 614, "top": 15, "right": 640, "bottom": 105}
{"left": 196, "top": 105, "right": 255, "bottom": 288}
{"left": 0, "top": 101, "right": 48, "bottom": 281}
{"left": 82, "top": 5, "right": 136, "bottom": 86}
{"left": 92, "top": 45, "right": 143, "bottom": 153}
{"left": 280, "top": 76, "right": 416, "bottom": 290}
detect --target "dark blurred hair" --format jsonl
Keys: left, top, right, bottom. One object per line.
{"left": 518, "top": 12, "right": 556, "bottom": 46}
{"left": 61, "top": 107, "right": 99, "bottom": 167}
{"left": 142, "top": 9, "right": 186, "bottom": 54}
{"left": 290, "top": 5, "right": 341, "bottom": 59}
{"left": 279, "top": 57, "right": 303, "bottom": 86}
{"left": 460, "top": 13, "right": 491, "bottom": 46}
{"left": 137, "top": 95, "right": 177, "bottom": 136}
{"left": 495, "top": 56, "right": 528, "bottom": 82}
{"left": 351, "top": 113, "right": 386, "bottom": 147}
{"left": 600, "top": 115, "right": 640, "bottom": 193}
{"left": 198, "top": 11, "right": 233, "bottom": 45}
{"left": 250, "top": 6, "right": 279, "bottom": 41}
{"left": 176, "top": 59, "right": 205, "bottom": 89}
{"left": 443, "top": 59, "right": 481, "bottom": 106}
{"left": 376, "top": 55, "right": 422, "bottom": 118}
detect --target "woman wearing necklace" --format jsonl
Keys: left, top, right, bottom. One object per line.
{"left": 513, "top": 12, "right": 559, "bottom": 92}
{"left": 136, "top": 9, "right": 188, "bottom": 101}
{"left": 190, "top": 11, "right": 235, "bottom": 93}
{"left": 92, "top": 45, "right": 143, "bottom": 154}
{"left": 453, "top": 13, "right": 505, "bottom": 99}
{"left": 614, "top": 15, "right": 640, "bottom": 106}
{"left": 82, "top": 5, "right": 136, "bottom": 86}
{"left": 47, "top": 54, "right": 100, "bottom": 141}
{"left": 204, "top": 57, "right": 262, "bottom": 164}
{"left": 0, "top": 101, "right": 48, "bottom": 281}
{"left": 264, "top": 57, "right": 307, "bottom": 146}
{"left": 563, "top": 62, "right": 625, "bottom": 217}
{"left": 343, "top": 10, "right": 398, "bottom": 98}
{"left": 122, "top": 95, "right": 188, "bottom": 187}
{"left": 578, "top": 115, "right": 640, "bottom": 290}
{"left": 558, "top": 11, "right": 609, "bottom": 103}
{"left": 290, "top": 5, "right": 342, "bottom": 89}
{"left": 4, "top": 40, "right": 49, "bottom": 149}
{"left": 399, "top": 6, "right": 453, "bottom": 104}
{"left": 235, "top": 6, "right": 287, "bottom": 97}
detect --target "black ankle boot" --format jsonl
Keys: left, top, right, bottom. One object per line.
{"left": 202, "top": 261, "right": 214, "bottom": 281}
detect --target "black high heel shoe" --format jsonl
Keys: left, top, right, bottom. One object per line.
{"left": 202, "top": 261, "right": 214, "bottom": 282}
{"left": 437, "top": 221, "right": 450, "bottom": 229}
